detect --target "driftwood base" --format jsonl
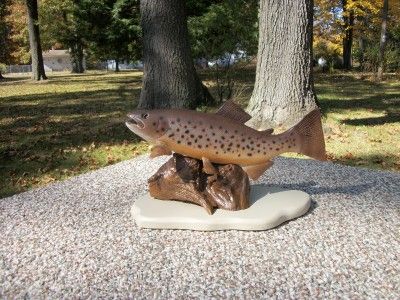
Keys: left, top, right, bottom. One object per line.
{"left": 148, "top": 154, "right": 250, "bottom": 214}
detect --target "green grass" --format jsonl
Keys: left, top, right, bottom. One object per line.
{"left": 0, "top": 70, "right": 399, "bottom": 198}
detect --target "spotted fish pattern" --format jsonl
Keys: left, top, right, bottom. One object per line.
{"left": 126, "top": 101, "right": 326, "bottom": 179}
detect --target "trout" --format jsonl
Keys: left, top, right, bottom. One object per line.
{"left": 126, "top": 100, "right": 326, "bottom": 179}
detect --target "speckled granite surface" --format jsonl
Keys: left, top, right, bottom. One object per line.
{"left": 1, "top": 156, "right": 399, "bottom": 298}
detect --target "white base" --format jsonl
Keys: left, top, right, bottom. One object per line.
{"left": 131, "top": 185, "right": 311, "bottom": 231}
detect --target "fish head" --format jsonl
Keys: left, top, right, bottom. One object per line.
{"left": 125, "top": 109, "right": 169, "bottom": 142}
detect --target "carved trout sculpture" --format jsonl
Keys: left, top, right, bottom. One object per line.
{"left": 126, "top": 101, "right": 326, "bottom": 180}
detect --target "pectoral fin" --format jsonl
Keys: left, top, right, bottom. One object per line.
{"left": 202, "top": 157, "right": 218, "bottom": 174}
{"left": 242, "top": 161, "right": 273, "bottom": 180}
{"left": 150, "top": 144, "right": 172, "bottom": 158}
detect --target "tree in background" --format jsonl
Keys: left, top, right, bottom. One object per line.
{"left": 25, "top": 0, "right": 47, "bottom": 80}
{"left": 0, "top": 0, "right": 12, "bottom": 79}
{"left": 40, "top": 0, "right": 86, "bottom": 73}
{"left": 314, "top": 0, "right": 384, "bottom": 70}
{"left": 377, "top": 0, "right": 389, "bottom": 81}
{"left": 40, "top": 0, "right": 141, "bottom": 73}
{"left": 188, "top": 0, "right": 258, "bottom": 102}
{"left": 341, "top": 0, "right": 354, "bottom": 69}
{"left": 138, "top": 0, "right": 213, "bottom": 109}
{"left": 82, "top": 0, "right": 142, "bottom": 71}
{"left": 5, "top": 1, "right": 31, "bottom": 64}
{"left": 247, "top": 0, "right": 318, "bottom": 129}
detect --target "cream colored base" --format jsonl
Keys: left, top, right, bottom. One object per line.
{"left": 131, "top": 185, "right": 311, "bottom": 231}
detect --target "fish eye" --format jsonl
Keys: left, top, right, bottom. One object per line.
{"left": 142, "top": 113, "right": 149, "bottom": 119}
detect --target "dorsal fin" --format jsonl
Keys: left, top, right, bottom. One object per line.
{"left": 216, "top": 100, "right": 252, "bottom": 123}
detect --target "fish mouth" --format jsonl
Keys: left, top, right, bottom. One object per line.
{"left": 126, "top": 115, "right": 145, "bottom": 129}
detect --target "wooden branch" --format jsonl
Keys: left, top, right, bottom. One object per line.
{"left": 148, "top": 154, "right": 250, "bottom": 214}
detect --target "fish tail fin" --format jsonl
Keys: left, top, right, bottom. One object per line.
{"left": 289, "top": 109, "right": 327, "bottom": 161}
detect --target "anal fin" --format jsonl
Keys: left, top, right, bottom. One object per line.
{"left": 242, "top": 161, "right": 273, "bottom": 180}
{"left": 150, "top": 144, "right": 172, "bottom": 158}
{"left": 202, "top": 157, "right": 218, "bottom": 174}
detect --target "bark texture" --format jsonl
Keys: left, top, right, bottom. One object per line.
{"left": 71, "top": 41, "right": 85, "bottom": 73}
{"left": 148, "top": 154, "right": 250, "bottom": 215}
{"left": 246, "top": 0, "right": 318, "bottom": 129}
{"left": 138, "top": 0, "right": 214, "bottom": 109}
{"left": 342, "top": 0, "right": 354, "bottom": 70}
{"left": 377, "top": 0, "right": 389, "bottom": 81}
{"left": 26, "top": 0, "right": 47, "bottom": 80}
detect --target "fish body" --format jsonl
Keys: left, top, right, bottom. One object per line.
{"left": 126, "top": 101, "right": 326, "bottom": 179}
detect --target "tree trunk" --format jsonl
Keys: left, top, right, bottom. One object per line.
{"left": 358, "top": 37, "right": 365, "bottom": 70}
{"left": 246, "top": 0, "right": 318, "bottom": 129}
{"left": 115, "top": 59, "right": 120, "bottom": 72}
{"left": 26, "top": 0, "right": 47, "bottom": 80}
{"left": 138, "top": 0, "right": 214, "bottom": 109}
{"left": 377, "top": 0, "right": 389, "bottom": 81}
{"left": 342, "top": 0, "right": 354, "bottom": 70}
{"left": 71, "top": 40, "right": 84, "bottom": 73}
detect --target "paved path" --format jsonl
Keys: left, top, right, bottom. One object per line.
{"left": 1, "top": 156, "right": 399, "bottom": 298}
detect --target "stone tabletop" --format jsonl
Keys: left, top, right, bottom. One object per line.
{"left": 1, "top": 155, "right": 399, "bottom": 298}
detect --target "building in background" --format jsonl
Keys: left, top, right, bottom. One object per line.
{"left": 42, "top": 49, "right": 86, "bottom": 72}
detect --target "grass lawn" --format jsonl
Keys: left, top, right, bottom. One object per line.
{"left": 0, "top": 70, "right": 399, "bottom": 198}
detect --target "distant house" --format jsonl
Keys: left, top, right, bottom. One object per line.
{"left": 42, "top": 49, "right": 86, "bottom": 72}
{"left": 106, "top": 60, "right": 143, "bottom": 71}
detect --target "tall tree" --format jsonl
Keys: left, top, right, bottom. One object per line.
{"left": 26, "top": 0, "right": 47, "bottom": 80}
{"left": 342, "top": 0, "right": 354, "bottom": 69}
{"left": 377, "top": 0, "right": 389, "bottom": 81}
{"left": 0, "top": 0, "right": 11, "bottom": 79}
{"left": 138, "top": 0, "right": 213, "bottom": 109}
{"left": 246, "top": 0, "right": 318, "bottom": 129}
{"left": 40, "top": 0, "right": 85, "bottom": 73}
{"left": 82, "top": 0, "right": 142, "bottom": 71}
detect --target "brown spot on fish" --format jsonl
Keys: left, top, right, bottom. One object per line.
{"left": 185, "top": 129, "right": 189, "bottom": 134}
{"left": 168, "top": 133, "right": 174, "bottom": 138}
